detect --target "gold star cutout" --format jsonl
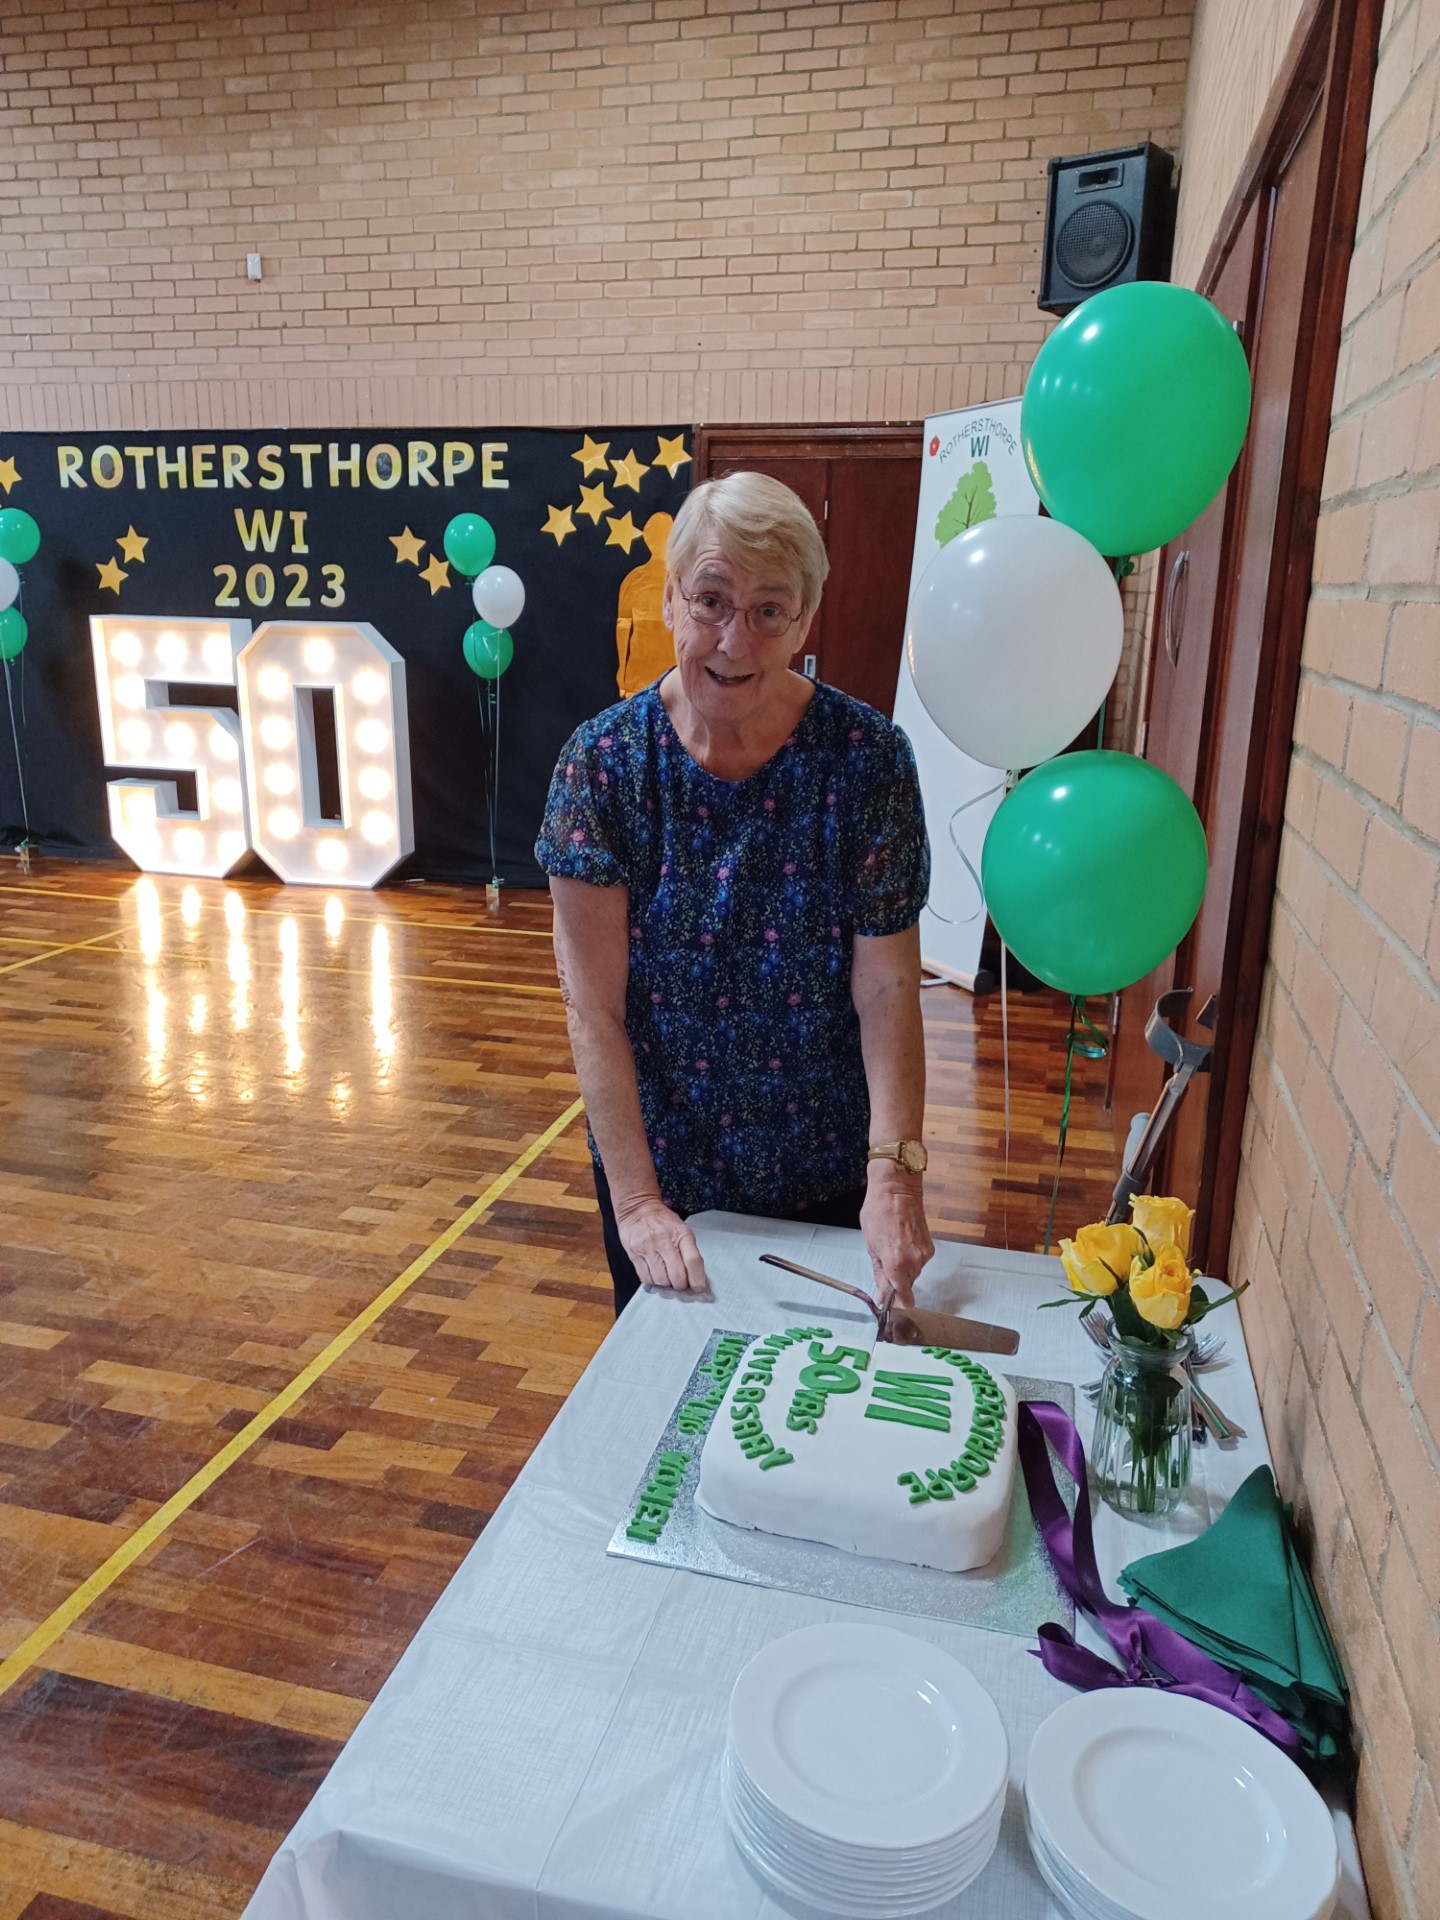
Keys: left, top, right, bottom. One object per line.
{"left": 0, "top": 456, "right": 19, "bottom": 495}
{"left": 577, "top": 481, "right": 613, "bottom": 525}
{"left": 542, "top": 503, "right": 577, "bottom": 546}
{"left": 419, "top": 552, "right": 452, "bottom": 595}
{"left": 390, "top": 526, "right": 426, "bottom": 566}
{"left": 606, "top": 511, "right": 642, "bottom": 554}
{"left": 116, "top": 525, "right": 148, "bottom": 564}
{"left": 610, "top": 448, "right": 650, "bottom": 492}
{"left": 655, "top": 434, "right": 691, "bottom": 477}
{"left": 571, "top": 434, "right": 610, "bottom": 477}
{"left": 96, "top": 557, "right": 128, "bottom": 594}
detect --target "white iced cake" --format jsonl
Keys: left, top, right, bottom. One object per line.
{"left": 696, "top": 1326, "right": 1018, "bottom": 1573}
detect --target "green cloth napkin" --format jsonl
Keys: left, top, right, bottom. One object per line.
{"left": 1119, "top": 1466, "right": 1351, "bottom": 1771}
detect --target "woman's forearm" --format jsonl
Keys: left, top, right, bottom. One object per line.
{"left": 564, "top": 1005, "right": 662, "bottom": 1209}
{"left": 852, "top": 928, "right": 927, "bottom": 1144}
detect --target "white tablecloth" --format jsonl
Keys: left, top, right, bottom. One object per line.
{"left": 246, "top": 1213, "right": 1369, "bottom": 1920}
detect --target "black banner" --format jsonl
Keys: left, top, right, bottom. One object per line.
{"left": 0, "top": 428, "right": 693, "bottom": 884}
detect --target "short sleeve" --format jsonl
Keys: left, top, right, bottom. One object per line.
{"left": 850, "top": 722, "right": 930, "bottom": 935}
{"left": 534, "top": 723, "right": 629, "bottom": 887}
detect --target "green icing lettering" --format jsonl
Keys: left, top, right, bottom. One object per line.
{"left": 798, "top": 1361, "right": 864, "bottom": 1396}
{"left": 758, "top": 1448, "right": 794, "bottom": 1470}
{"left": 898, "top": 1470, "right": 929, "bottom": 1505}
{"left": 866, "top": 1400, "right": 952, "bottom": 1433}
{"left": 733, "top": 1385, "right": 766, "bottom": 1405}
{"left": 921, "top": 1468, "right": 954, "bottom": 1500}
{"left": 786, "top": 1412, "right": 818, "bottom": 1434}
{"left": 866, "top": 1370, "right": 953, "bottom": 1432}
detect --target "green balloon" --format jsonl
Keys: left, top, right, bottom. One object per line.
{"left": 981, "top": 751, "right": 1207, "bottom": 995}
{"left": 463, "top": 619, "right": 513, "bottom": 680}
{"left": 1021, "top": 282, "right": 1251, "bottom": 556}
{"left": 0, "top": 509, "right": 40, "bottom": 567}
{"left": 443, "top": 513, "right": 496, "bottom": 578}
{"left": 0, "top": 607, "right": 27, "bottom": 661}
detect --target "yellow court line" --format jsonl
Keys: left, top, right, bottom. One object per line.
{"left": 0, "top": 924, "right": 135, "bottom": 978}
{"left": 0, "top": 1094, "right": 586, "bottom": 1704}
{"left": 0, "top": 884, "right": 556, "bottom": 939}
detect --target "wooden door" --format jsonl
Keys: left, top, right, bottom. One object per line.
{"left": 1116, "top": 0, "right": 1379, "bottom": 1272}
{"left": 695, "top": 427, "right": 923, "bottom": 716}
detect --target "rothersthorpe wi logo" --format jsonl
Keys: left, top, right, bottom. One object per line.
{"left": 930, "top": 415, "right": 1020, "bottom": 466}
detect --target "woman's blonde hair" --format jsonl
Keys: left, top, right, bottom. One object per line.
{"left": 666, "top": 471, "right": 830, "bottom": 613}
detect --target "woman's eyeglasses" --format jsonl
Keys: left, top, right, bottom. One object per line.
{"left": 677, "top": 584, "right": 803, "bottom": 640}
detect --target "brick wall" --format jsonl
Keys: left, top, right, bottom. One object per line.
{"left": 1229, "top": 0, "right": 1440, "bottom": 1911}
{"left": 0, "top": 0, "right": 1193, "bottom": 436}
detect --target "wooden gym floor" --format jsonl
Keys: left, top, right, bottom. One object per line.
{"left": 0, "top": 862, "right": 1116, "bottom": 1917}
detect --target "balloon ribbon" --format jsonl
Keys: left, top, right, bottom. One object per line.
{"left": 1017, "top": 1401, "right": 1302, "bottom": 1754}
{"left": 1042, "top": 996, "right": 1108, "bottom": 1254}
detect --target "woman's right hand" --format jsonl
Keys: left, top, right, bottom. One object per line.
{"left": 613, "top": 1195, "right": 711, "bottom": 1295}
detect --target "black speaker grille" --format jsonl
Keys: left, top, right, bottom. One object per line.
{"left": 1056, "top": 201, "right": 1135, "bottom": 289}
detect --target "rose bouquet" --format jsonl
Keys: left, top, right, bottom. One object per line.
{"left": 1048, "top": 1197, "right": 1248, "bottom": 1515}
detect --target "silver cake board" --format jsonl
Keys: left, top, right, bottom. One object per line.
{"left": 607, "top": 1327, "right": 1076, "bottom": 1641}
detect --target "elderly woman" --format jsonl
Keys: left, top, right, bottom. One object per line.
{"left": 536, "top": 471, "right": 934, "bottom": 1315}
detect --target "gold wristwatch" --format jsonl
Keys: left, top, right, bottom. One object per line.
{"left": 867, "top": 1139, "right": 928, "bottom": 1173}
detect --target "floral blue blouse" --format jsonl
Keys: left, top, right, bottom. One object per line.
{"left": 536, "top": 678, "right": 930, "bottom": 1218}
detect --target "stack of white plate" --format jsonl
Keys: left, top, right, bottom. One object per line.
{"left": 722, "top": 1622, "right": 1009, "bottom": 1917}
{"left": 1025, "top": 1689, "right": 1341, "bottom": 1920}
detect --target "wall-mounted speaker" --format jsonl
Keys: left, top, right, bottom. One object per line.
{"left": 1038, "top": 142, "right": 1176, "bottom": 315}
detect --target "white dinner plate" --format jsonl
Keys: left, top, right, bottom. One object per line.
{"left": 724, "top": 1756, "right": 1002, "bottom": 1896}
{"left": 723, "top": 1757, "right": 1001, "bottom": 1916}
{"left": 729, "top": 1622, "right": 1009, "bottom": 1851}
{"left": 1025, "top": 1690, "right": 1339, "bottom": 1920}
{"left": 725, "top": 1746, "right": 1005, "bottom": 1869}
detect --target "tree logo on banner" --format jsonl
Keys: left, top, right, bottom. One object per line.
{"left": 90, "top": 614, "right": 414, "bottom": 888}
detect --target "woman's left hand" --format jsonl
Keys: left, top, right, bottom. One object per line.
{"left": 860, "top": 1165, "right": 935, "bottom": 1309}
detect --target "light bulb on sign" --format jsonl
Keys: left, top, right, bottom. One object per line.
{"left": 264, "top": 763, "right": 297, "bottom": 796}
{"left": 157, "top": 631, "right": 189, "bottom": 674}
{"left": 117, "top": 675, "right": 147, "bottom": 711}
{"left": 212, "top": 777, "right": 243, "bottom": 814}
{"left": 205, "top": 631, "right": 234, "bottom": 676}
{"left": 260, "top": 716, "right": 293, "bottom": 752}
{"left": 213, "top": 729, "right": 240, "bottom": 762}
{"left": 360, "top": 812, "right": 394, "bottom": 845}
{"left": 317, "top": 839, "right": 348, "bottom": 872}
{"left": 354, "top": 719, "right": 389, "bottom": 754}
{"left": 119, "top": 719, "right": 152, "bottom": 755}
{"left": 357, "top": 766, "right": 391, "bottom": 801}
{"left": 258, "top": 665, "right": 290, "bottom": 701}
{"left": 302, "top": 638, "right": 335, "bottom": 675}
{"left": 164, "top": 721, "right": 197, "bottom": 760}
{"left": 111, "top": 631, "right": 142, "bottom": 668}
{"left": 174, "top": 827, "right": 205, "bottom": 865}
{"left": 352, "top": 670, "right": 386, "bottom": 704}
{"left": 268, "top": 806, "right": 299, "bottom": 840}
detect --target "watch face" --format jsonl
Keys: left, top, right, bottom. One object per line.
{"left": 900, "top": 1141, "right": 928, "bottom": 1172}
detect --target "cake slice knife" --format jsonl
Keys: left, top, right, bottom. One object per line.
{"left": 758, "top": 1253, "right": 1021, "bottom": 1356}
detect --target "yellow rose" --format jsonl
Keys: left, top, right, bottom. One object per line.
{"left": 1060, "top": 1221, "right": 1144, "bottom": 1297}
{"left": 1130, "top": 1194, "right": 1194, "bottom": 1259}
{"left": 1128, "top": 1242, "right": 1194, "bottom": 1331}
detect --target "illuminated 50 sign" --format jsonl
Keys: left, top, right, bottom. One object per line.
{"left": 90, "top": 614, "right": 415, "bottom": 888}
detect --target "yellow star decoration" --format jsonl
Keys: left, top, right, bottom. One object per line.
{"left": 571, "top": 434, "right": 610, "bottom": 477}
{"left": 610, "top": 448, "right": 650, "bottom": 492}
{"left": 655, "top": 434, "right": 691, "bottom": 477}
{"left": 419, "top": 552, "right": 452, "bottom": 595}
{"left": 96, "top": 557, "right": 128, "bottom": 594}
{"left": 0, "top": 456, "right": 19, "bottom": 495}
{"left": 389, "top": 526, "right": 426, "bottom": 566}
{"left": 116, "top": 525, "right": 149, "bottom": 564}
{"left": 542, "top": 503, "right": 577, "bottom": 546}
{"left": 606, "top": 511, "right": 642, "bottom": 554}
{"left": 577, "top": 481, "right": 613, "bottom": 525}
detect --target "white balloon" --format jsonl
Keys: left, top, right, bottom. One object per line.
{"left": 905, "top": 516, "right": 1123, "bottom": 770}
{"left": 0, "top": 560, "right": 18, "bottom": 611}
{"left": 472, "top": 565, "right": 526, "bottom": 628}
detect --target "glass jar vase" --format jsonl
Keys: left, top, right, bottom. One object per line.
{"left": 1090, "top": 1330, "right": 1193, "bottom": 1519}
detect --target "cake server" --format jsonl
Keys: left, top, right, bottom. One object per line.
{"left": 758, "top": 1254, "right": 1021, "bottom": 1356}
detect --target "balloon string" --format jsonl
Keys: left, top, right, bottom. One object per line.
{"left": 1042, "top": 995, "right": 1109, "bottom": 1254}
{"left": 3, "top": 654, "right": 31, "bottom": 841}
{"left": 492, "top": 656, "right": 502, "bottom": 889}
{"left": 925, "top": 778, "right": 1007, "bottom": 927}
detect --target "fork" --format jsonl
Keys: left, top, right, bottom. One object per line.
{"left": 1079, "top": 1311, "right": 1240, "bottom": 1442}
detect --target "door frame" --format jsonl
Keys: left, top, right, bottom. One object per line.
{"left": 1151, "top": 0, "right": 1382, "bottom": 1270}
{"left": 694, "top": 425, "right": 923, "bottom": 475}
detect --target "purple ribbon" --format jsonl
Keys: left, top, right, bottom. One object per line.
{"left": 1019, "top": 1400, "right": 1301, "bottom": 1755}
